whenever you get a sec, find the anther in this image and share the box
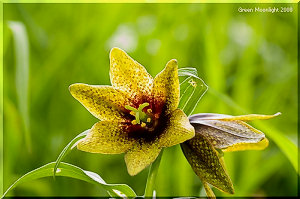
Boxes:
[130,111,135,116]
[147,109,152,113]
[147,118,151,123]
[131,120,137,125]
[141,122,146,127]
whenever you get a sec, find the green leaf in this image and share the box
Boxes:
[1,162,137,198]
[144,150,163,197]
[178,68,208,116]
[8,21,31,152]
[253,121,298,174]
[53,129,89,178]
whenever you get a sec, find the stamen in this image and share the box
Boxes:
[125,102,152,126]
[131,120,137,125]
[130,111,135,116]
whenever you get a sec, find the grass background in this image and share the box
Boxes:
[3,3,298,197]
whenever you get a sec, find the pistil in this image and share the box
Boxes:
[125,102,153,127]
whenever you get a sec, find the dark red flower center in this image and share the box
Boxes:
[124,101,168,142]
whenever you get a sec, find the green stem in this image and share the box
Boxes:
[144,149,163,197]
[203,182,216,199]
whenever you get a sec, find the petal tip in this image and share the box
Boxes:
[76,138,86,151]
[110,47,125,59]
[69,83,79,94]
[125,160,141,176]
[69,83,84,96]
[229,186,235,194]
[274,112,282,117]
[167,59,178,67]
[261,138,269,149]
[127,168,137,176]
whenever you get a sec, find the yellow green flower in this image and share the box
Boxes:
[69,47,280,196]
[69,47,195,176]
[182,112,280,195]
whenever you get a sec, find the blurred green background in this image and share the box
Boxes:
[3,3,298,197]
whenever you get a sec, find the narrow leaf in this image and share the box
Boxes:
[53,129,89,177]
[8,21,31,152]
[1,162,137,198]
[178,67,199,78]
[178,68,208,116]
[203,182,216,199]
[254,121,298,174]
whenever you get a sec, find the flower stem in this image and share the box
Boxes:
[144,149,163,197]
[203,182,216,199]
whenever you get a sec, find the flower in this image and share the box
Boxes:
[181,112,280,195]
[69,47,195,176]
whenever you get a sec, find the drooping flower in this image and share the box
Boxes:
[181,112,280,195]
[69,47,280,196]
[69,47,195,176]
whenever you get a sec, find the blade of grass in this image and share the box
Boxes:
[237,152,284,195]
[1,162,137,198]
[0,2,3,196]
[53,129,89,178]
[144,150,163,197]
[254,121,298,174]
[8,21,31,152]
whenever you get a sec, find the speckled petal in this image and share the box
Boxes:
[69,83,129,121]
[181,133,234,194]
[217,112,281,121]
[222,138,269,152]
[159,109,195,147]
[189,113,281,122]
[125,140,161,176]
[190,119,268,151]
[77,121,135,154]
[193,119,264,138]
[109,47,153,102]
[153,59,180,115]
